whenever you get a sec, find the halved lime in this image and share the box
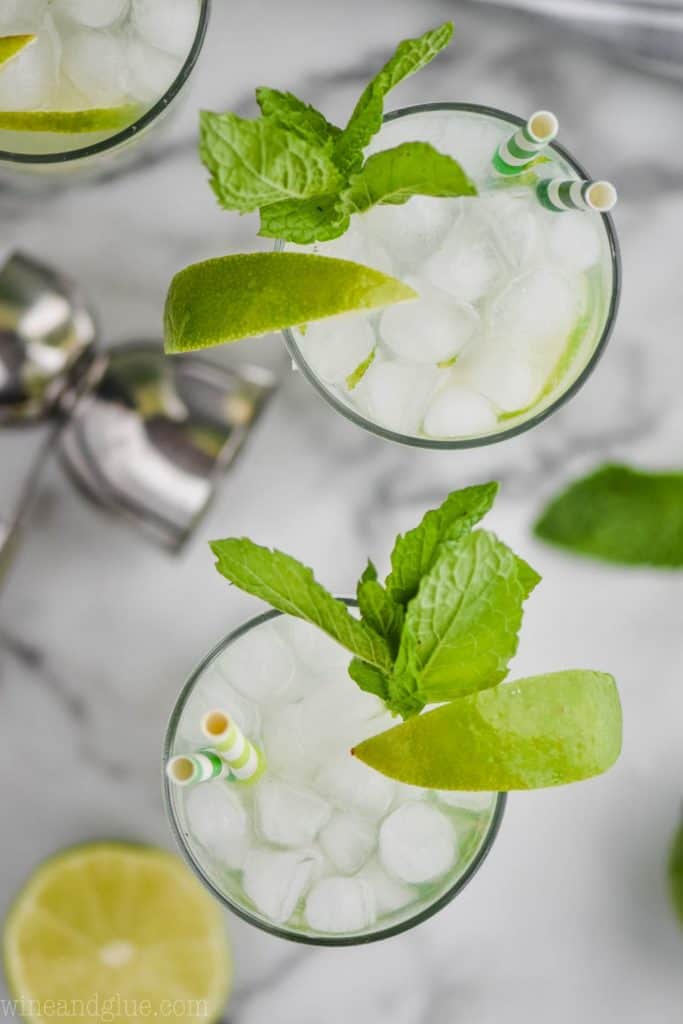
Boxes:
[0,104,141,134]
[353,670,622,790]
[4,843,231,1024]
[164,252,417,353]
[0,34,35,68]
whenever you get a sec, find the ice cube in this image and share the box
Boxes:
[351,360,438,435]
[62,28,129,106]
[317,221,393,276]
[360,195,459,270]
[53,0,129,28]
[489,268,580,349]
[218,623,295,704]
[436,790,495,811]
[548,211,602,272]
[298,682,389,754]
[422,384,498,438]
[126,37,181,103]
[315,754,395,820]
[131,0,198,56]
[453,338,542,413]
[0,1,48,31]
[358,857,417,915]
[276,617,350,675]
[255,779,330,847]
[424,212,505,303]
[0,20,59,110]
[318,811,376,874]
[305,877,376,933]
[379,280,479,364]
[295,316,375,385]
[484,192,541,270]
[177,670,261,750]
[379,802,456,884]
[438,116,505,182]
[184,782,248,870]
[243,848,318,924]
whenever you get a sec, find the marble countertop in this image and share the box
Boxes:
[2,1,683,1021]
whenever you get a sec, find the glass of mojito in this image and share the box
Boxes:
[283,103,620,447]
[0,0,209,176]
[164,606,506,945]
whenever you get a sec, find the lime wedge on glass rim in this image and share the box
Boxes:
[164,252,417,353]
[0,34,35,67]
[0,104,141,134]
[4,842,232,1024]
[353,670,622,790]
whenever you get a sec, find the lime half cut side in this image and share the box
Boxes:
[353,670,622,790]
[164,252,417,353]
[4,842,232,1024]
[0,104,141,134]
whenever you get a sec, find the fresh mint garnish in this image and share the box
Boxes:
[356,564,404,654]
[200,22,474,245]
[535,464,683,567]
[670,820,683,927]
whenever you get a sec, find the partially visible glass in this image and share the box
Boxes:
[283,102,621,449]
[164,605,506,946]
[0,0,210,179]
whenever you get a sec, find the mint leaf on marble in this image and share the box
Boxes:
[345,142,476,212]
[333,21,455,176]
[200,111,342,213]
[385,482,499,605]
[535,464,683,567]
[210,538,393,671]
[393,530,539,706]
[255,87,340,146]
[670,820,683,927]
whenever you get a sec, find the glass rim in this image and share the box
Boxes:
[163,600,508,947]
[282,100,622,451]
[0,0,211,166]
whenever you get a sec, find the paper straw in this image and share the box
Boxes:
[493,111,559,176]
[166,749,227,787]
[201,710,266,783]
[536,178,618,213]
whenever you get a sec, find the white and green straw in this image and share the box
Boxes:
[201,710,266,783]
[493,110,559,176]
[166,749,228,787]
[536,178,618,213]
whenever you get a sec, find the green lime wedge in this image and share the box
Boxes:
[0,34,35,68]
[0,104,141,134]
[353,670,622,790]
[4,842,232,1024]
[164,252,417,353]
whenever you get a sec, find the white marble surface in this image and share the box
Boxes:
[2,1,683,1021]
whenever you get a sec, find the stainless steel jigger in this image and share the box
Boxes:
[0,251,276,583]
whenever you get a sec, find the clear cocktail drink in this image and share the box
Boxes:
[0,0,208,173]
[164,608,504,944]
[285,103,620,447]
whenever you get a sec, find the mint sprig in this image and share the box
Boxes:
[535,464,683,567]
[200,22,475,244]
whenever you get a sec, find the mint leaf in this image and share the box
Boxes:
[348,657,390,701]
[396,529,538,703]
[210,538,393,671]
[385,482,499,605]
[255,87,340,146]
[534,464,683,567]
[670,820,683,927]
[345,142,476,212]
[359,560,378,584]
[259,193,349,243]
[352,670,622,790]
[334,22,454,175]
[200,111,343,214]
[356,578,404,653]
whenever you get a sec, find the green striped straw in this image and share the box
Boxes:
[201,710,266,784]
[166,749,228,787]
[493,111,559,176]
[536,178,618,213]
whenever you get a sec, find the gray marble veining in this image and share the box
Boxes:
[2,1,683,1022]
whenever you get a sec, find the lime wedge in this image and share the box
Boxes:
[0,104,141,134]
[164,252,417,353]
[353,670,622,790]
[0,34,35,68]
[4,843,232,1024]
